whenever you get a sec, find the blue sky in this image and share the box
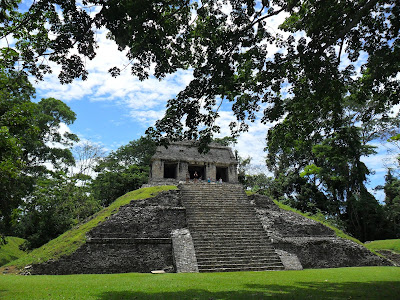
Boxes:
[23,1,398,202]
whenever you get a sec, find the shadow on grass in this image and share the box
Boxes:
[96,281,400,299]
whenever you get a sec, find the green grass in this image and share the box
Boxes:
[246,191,363,246]
[0,237,26,266]
[365,239,400,254]
[0,267,399,299]
[272,200,363,245]
[6,185,177,269]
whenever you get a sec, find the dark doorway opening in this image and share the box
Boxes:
[216,167,228,182]
[164,163,177,179]
[188,165,205,180]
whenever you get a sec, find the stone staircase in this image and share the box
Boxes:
[180,183,285,272]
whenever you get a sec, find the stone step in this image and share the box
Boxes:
[196,254,281,261]
[197,251,279,261]
[191,233,268,238]
[185,207,253,211]
[188,219,260,223]
[198,265,285,272]
[186,212,254,217]
[180,184,284,272]
[189,229,266,234]
[196,253,279,260]
[183,204,249,208]
[197,260,283,267]
[186,213,255,222]
[187,217,257,222]
[191,232,268,238]
[187,214,253,218]
[191,234,271,240]
[188,225,265,231]
[193,245,276,252]
[192,239,272,246]
[188,227,266,232]
[190,228,265,232]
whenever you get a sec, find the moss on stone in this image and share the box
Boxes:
[7,186,178,269]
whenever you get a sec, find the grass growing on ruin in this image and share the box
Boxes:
[365,239,400,253]
[246,191,363,245]
[0,266,399,299]
[272,200,363,245]
[0,237,26,266]
[6,186,177,269]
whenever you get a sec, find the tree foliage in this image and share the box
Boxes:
[92,136,156,206]
[1,0,96,83]
[382,169,400,237]
[2,0,399,242]
[0,70,78,235]
[2,1,398,142]
[14,171,101,249]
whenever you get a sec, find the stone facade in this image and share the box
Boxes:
[247,194,391,269]
[171,228,199,273]
[29,188,392,275]
[149,141,238,184]
[30,190,187,275]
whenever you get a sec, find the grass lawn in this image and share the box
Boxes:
[0,237,26,266]
[1,267,399,299]
[365,239,400,253]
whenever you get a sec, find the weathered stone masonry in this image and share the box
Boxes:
[29,141,392,274]
[149,141,239,185]
[30,188,391,275]
[247,194,391,269]
[31,190,187,275]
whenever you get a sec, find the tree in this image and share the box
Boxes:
[71,141,106,177]
[1,0,96,83]
[92,136,156,206]
[3,0,399,240]
[2,1,398,143]
[14,171,101,249]
[382,169,400,237]
[0,71,78,235]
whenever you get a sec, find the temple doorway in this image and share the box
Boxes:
[164,163,178,179]
[188,165,205,180]
[216,167,228,182]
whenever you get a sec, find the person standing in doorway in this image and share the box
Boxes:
[194,171,198,183]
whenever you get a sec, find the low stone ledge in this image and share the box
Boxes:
[171,228,199,273]
[273,236,392,268]
[276,249,303,270]
[87,237,172,244]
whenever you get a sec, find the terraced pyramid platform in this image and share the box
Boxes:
[180,183,284,272]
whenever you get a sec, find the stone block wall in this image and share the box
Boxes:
[31,190,187,275]
[228,165,238,183]
[206,163,216,181]
[31,242,173,275]
[171,228,198,273]
[151,160,163,180]
[247,194,392,269]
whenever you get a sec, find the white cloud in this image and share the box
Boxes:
[214,109,272,174]
[34,28,194,126]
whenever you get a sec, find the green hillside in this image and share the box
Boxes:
[365,239,400,254]
[0,237,27,266]
[6,185,177,270]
